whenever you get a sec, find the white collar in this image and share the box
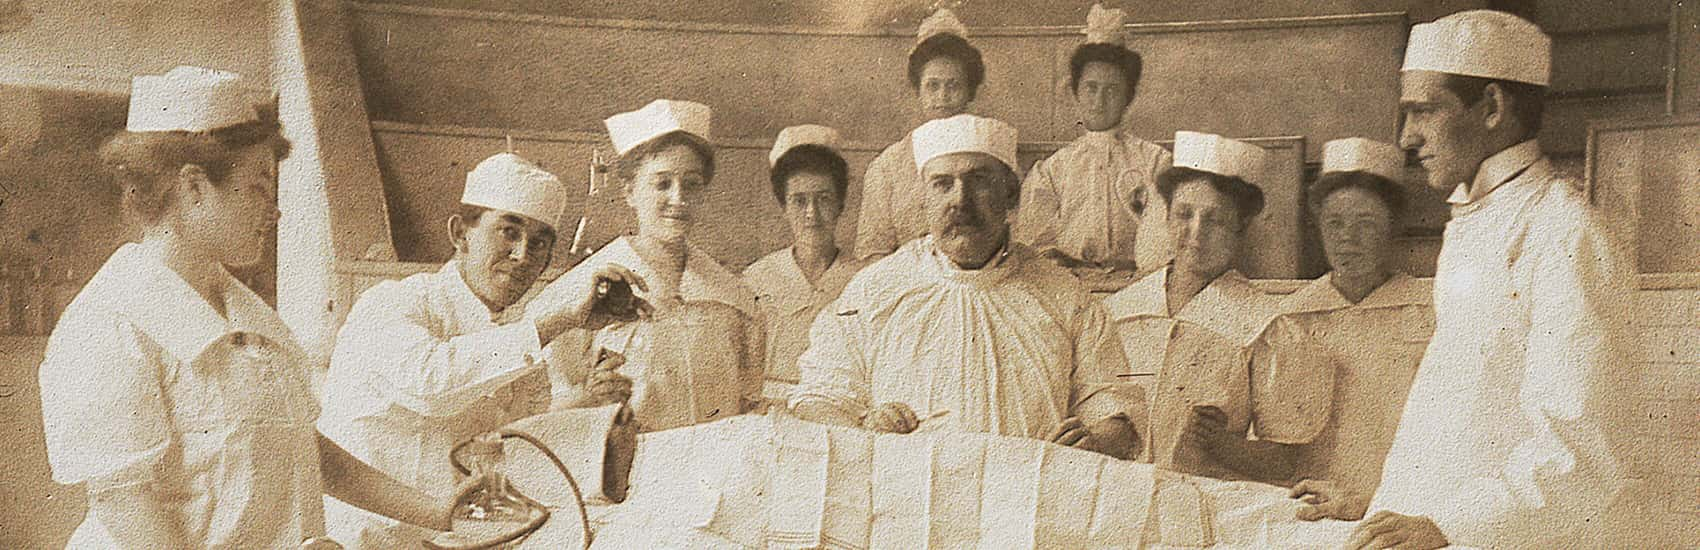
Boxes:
[1104,266,1277,345]
[1448,139,1542,205]
[1283,272,1427,315]
[110,243,299,363]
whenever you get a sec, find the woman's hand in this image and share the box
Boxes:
[1289,478,1369,521]
[1180,405,1232,454]
[1048,415,1138,460]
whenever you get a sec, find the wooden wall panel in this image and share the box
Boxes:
[1587,114,1700,274]
[350,5,1404,161]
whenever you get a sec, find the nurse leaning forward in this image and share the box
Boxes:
[36,67,470,548]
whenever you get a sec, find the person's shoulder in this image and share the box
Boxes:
[742,248,790,284]
[871,134,912,164]
[1009,244,1091,299]
[833,242,927,312]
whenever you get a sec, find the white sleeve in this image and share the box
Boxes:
[788,301,871,417]
[1012,157,1062,250]
[38,311,170,488]
[330,282,543,418]
[1069,301,1145,426]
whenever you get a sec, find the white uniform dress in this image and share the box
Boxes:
[319,260,551,548]
[852,132,928,259]
[1104,267,1332,482]
[1014,128,1172,270]
[1369,141,1637,547]
[789,236,1142,439]
[547,236,763,433]
[39,243,325,548]
[1280,272,1432,499]
[741,247,864,402]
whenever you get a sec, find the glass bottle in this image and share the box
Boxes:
[450,432,533,547]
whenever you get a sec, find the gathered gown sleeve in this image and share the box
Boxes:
[1068,301,1148,429]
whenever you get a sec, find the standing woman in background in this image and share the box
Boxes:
[852,8,986,260]
[37,67,457,548]
[1015,5,1172,279]
[548,99,763,432]
[742,125,866,402]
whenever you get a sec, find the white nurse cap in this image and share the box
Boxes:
[604,99,713,156]
[462,152,570,231]
[1322,138,1406,181]
[1172,131,1268,182]
[917,8,969,44]
[911,114,1019,175]
[126,66,259,132]
[1403,10,1551,86]
[769,124,842,166]
[1083,4,1128,46]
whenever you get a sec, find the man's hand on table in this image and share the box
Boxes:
[861,402,920,434]
[1048,414,1137,460]
[1289,479,1369,521]
[1345,511,1447,550]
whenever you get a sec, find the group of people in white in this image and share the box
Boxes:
[36,6,1641,549]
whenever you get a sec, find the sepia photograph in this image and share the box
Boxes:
[0,0,1695,548]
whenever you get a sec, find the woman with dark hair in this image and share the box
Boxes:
[1284,138,1432,523]
[742,125,866,401]
[852,9,987,260]
[36,66,457,548]
[1015,5,1172,278]
[548,99,762,432]
[1103,132,1331,485]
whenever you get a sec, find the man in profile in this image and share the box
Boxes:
[1292,11,1639,549]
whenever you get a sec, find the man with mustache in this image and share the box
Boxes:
[1292,11,1640,549]
[319,152,649,548]
[791,114,1143,459]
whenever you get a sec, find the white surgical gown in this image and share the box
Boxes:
[1013,128,1172,269]
[788,236,1142,440]
[1369,142,1638,547]
[39,243,326,548]
[1280,272,1431,499]
[741,246,864,401]
[319,260,551,547]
